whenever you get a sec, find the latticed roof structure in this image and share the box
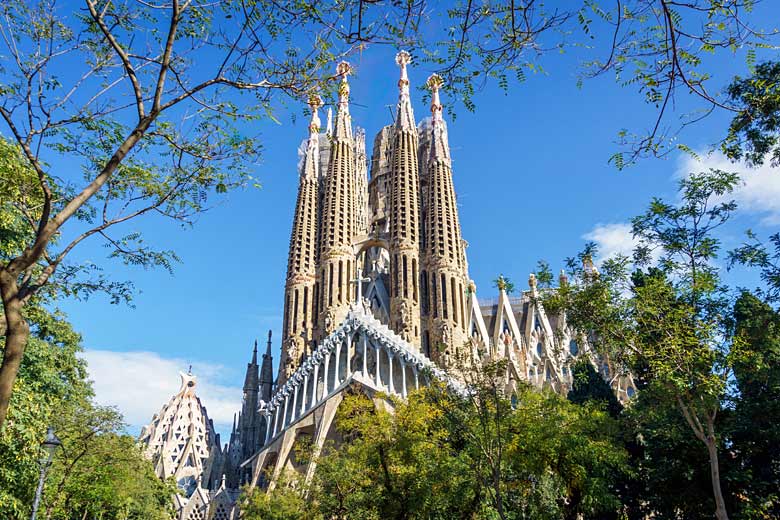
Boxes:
[139,371,222,497]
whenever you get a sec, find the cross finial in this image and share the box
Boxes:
[351,268,372,306]
[187,364,192,375]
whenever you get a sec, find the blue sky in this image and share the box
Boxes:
[33,4,779,436]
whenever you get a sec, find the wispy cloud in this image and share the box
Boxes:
[583,222,638,265]
[677,151,780,225]
[81,350,242,436]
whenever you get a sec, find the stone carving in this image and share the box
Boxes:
[439,322,451,347]
[324,310,335,334]
[398,301,412,341]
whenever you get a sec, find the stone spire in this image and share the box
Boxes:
[243,340,259,391]
[280,95,322,385]
[427,73,450,163]
[388,50,422,347]
[422,74,469,367]
[317,62,358,340]
[239,339,260,471]
[395,50,416,131]
[333,61,353,140]
[260,330,274,403]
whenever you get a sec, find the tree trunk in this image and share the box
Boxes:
[0,271,29,429]
[706,434,729,520]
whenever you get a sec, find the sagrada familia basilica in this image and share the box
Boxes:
[139,52,636,519]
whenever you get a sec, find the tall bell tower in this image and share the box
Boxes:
[387,50,422,347]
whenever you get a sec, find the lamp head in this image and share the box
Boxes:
[41,426,62,462]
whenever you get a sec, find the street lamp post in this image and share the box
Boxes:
[30,427,62,520]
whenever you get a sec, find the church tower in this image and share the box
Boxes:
[240,340,260,463]
[317,62,358,339]
[422,74,469,366]
[280,96,323,383]
[388,51,422,346]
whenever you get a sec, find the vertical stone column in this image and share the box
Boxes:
[317,62,358,341]
[388,51,422,348]
[280,96,323,385]
[421,74,469,370]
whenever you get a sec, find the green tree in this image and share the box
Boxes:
[42,404,176,520]
[0,303,90,518]
[727,291,780,517]
[254,374,628,520]
[723,61,780,167]
[567,359,622,418]
[547,169,740,519]
[729,231,780,304]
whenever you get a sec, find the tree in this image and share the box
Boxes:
[727,291,780,517]
[723,61,780,167]
[0,0,379,429]
[546,169,741,519]
[729,231,780,304]
[0,302,90,519]
[42,404,176,520]
[567,359,622,418]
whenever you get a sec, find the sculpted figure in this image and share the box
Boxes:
[324,310,335,334]
[397,301,412,341]
[284,336,303,376]
[439,322,451,347]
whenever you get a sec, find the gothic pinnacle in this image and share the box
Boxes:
[266,330,272,358]
[426,73,450,162]
[396,50,411,97]
[252,339,258,365]
[394,50,416,131]
[334,61,352,140]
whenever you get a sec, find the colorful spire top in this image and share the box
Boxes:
[426,73,449,161]
[427,73,444,123]
[396,50,411,97]
[308,94,323,135]
[394,51,416,131]
[333,61,353,140]
[336,61,351,112]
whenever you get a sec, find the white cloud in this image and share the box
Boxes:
[583,222,638,264]
[81,350,242,435]
[677,151,780,225]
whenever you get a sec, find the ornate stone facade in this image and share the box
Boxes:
[150,53,636,516]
